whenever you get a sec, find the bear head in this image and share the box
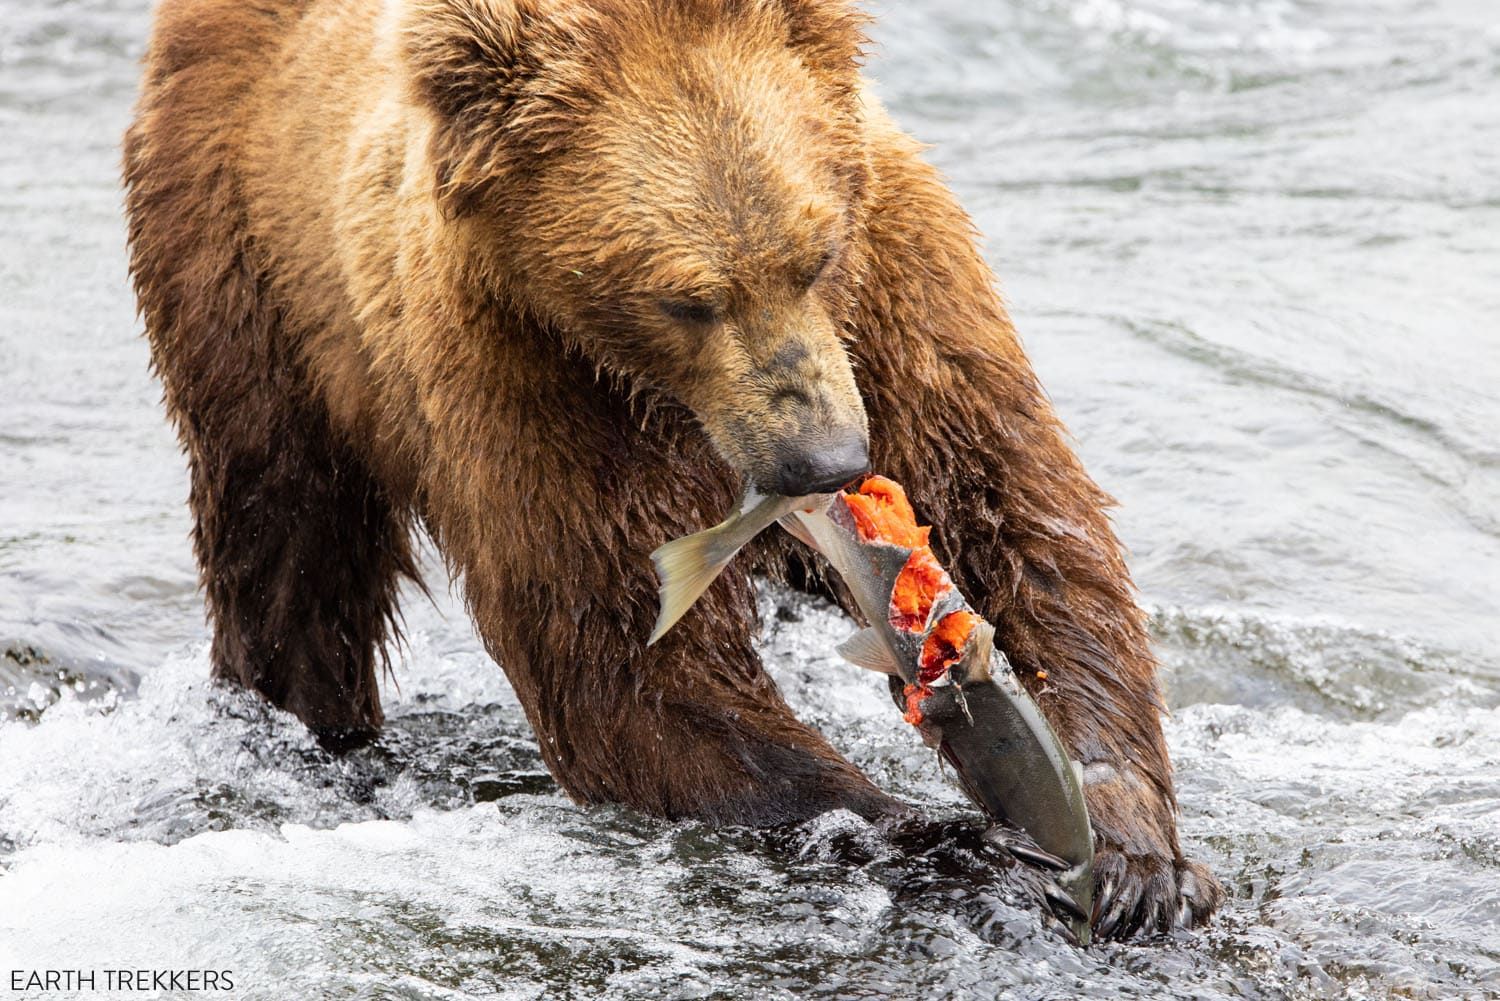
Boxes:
[408,0,875,495]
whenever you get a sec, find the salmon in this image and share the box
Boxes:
[649,477,1095,943]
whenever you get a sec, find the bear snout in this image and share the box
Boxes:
[770,427,871,496]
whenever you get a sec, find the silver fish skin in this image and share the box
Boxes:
[914,648,1095,944]
[648,489,1094,944]
[785,499,1094,943]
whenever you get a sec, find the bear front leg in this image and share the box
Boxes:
[843,98,1224,937]
[414,329,902,828]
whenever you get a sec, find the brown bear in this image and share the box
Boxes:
[122,0,1222,939]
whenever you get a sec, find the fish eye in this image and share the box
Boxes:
[659,299,719,325]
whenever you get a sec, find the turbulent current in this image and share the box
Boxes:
[2,1,1498,998]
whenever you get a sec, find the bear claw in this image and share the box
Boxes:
[1043,880,1090,925]
[1089,847,1223,941]
[981,824,1071,872]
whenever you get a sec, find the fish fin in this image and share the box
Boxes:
[835,627,902,675]
[648,530,735,645]
[961,620,997,683]
[648,492,804,645]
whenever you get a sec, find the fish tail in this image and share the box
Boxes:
[647,529,734,645]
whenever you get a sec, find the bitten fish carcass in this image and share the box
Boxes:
[649,476,1096,943]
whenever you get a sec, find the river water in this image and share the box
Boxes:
[2,1,1497,998]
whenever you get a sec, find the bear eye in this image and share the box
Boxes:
[800,248,838,291]
[659,299,719,326]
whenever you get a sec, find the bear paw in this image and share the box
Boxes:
[1090,846,1224,941]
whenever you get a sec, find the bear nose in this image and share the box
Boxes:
[773,430,871,497]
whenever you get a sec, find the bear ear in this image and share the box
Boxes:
[772,0,872,207]
[406,0,537,122]
[406,0,542,216]
[408,0,604,217]
[776,0,870,89]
